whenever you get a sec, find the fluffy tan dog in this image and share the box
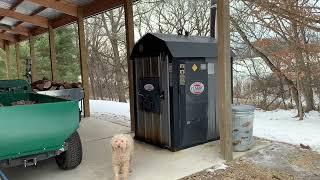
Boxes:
[111,134,134,180]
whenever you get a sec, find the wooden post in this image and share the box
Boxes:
[77,8,90,117]
[4,41,10,79]
[49,25,58,81]
[124,0,136,132]
[29,36,37,82]
[15,42,21,79]
[217,0,233,161]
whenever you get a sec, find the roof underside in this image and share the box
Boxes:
[0,0,125,47]
[131,33,219,58]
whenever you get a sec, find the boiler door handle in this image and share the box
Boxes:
[160,91,165,100]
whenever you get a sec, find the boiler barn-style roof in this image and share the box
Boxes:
[131,33,235,58]
[0,0,125,48]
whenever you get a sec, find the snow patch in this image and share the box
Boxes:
[89,100,320,153]
[89,100,130,118]
[254,109,320,152]
[206,162,228,173]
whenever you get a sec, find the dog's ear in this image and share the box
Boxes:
[111,137,116,151]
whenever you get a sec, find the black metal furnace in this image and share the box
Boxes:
[131,33,230,151]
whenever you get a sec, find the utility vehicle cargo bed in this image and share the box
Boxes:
[0,92,79,161]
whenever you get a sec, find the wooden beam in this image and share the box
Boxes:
[0,25,30,36]
[10,0,24,11]
[26,0,123,38]
[29,36,37,82]
[4,41,10,79]
[0,40,4,49]
[0,33,16,42]
[217,0,233,161]
[30,15,77,37]
[26,0,78,17]
[0,8,49,28]
[50,15,77,29]
[83,0,123,17]
[49,25,57,81]
[0,0,24,21]
[30,7,47,16]
[3,7,46,37]
[124,0,136,132]
[13,25,30,36]
[18,0,128,42]
[15,42,21,79]
[77,8,90,117]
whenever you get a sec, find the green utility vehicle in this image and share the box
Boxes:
[0,80,82,170]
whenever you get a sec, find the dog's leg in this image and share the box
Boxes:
[113,165,120,180]
[129,156,133,173]
[122,161,130,180]
[129,158,132,173]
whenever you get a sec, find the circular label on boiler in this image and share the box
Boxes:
[144,84,155,91]
[190,82,205,95]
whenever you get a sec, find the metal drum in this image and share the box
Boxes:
[232,105,255,152]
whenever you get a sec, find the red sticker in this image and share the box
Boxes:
[190,82,205,95]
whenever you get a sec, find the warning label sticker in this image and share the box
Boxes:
[190,82,205,95]
[192,64,198,72]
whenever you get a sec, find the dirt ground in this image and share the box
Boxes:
[181,142,320,180]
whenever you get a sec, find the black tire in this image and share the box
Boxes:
[79,109,82,122]
[55,131,82,170]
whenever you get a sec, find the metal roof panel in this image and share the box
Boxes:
[0,0,16,9]
[0,17,19,26]
[15,1,41,15]
[37,8,64,20]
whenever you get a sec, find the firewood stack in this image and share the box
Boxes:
[31,80,82,92]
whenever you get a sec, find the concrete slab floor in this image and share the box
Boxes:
[2,114,270,180]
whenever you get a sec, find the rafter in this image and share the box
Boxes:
[11,6,47,33]
[0,0,24,22]
[26,0,78,17]
[0,8,48,28]
[10,0,24,11]
[16,0,130,42]
[0,25,30,36]
[0,33,16,42]
[83,0,123,17]
[0,40,4,49]
[30,7,47,16]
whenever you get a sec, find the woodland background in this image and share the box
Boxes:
[0,0,319,119]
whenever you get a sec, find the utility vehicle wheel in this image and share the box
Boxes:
[55,131,82,170]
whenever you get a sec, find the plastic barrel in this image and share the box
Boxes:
[232,105,255,152]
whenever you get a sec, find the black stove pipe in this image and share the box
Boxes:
[210,0,217,38]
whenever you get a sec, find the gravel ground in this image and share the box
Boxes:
[181,142,320,180]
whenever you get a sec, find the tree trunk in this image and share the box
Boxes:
[110,38,127,102]
[231,18,302,116]
[291,24,314,113]
[101,12,127,103]
[279,77,287,109]
[89,69,97,100]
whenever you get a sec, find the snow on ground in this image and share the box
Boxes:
[254,109,320,152]
[89,100,130,118]
[89,100,320,152]
[206,162,229,173]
